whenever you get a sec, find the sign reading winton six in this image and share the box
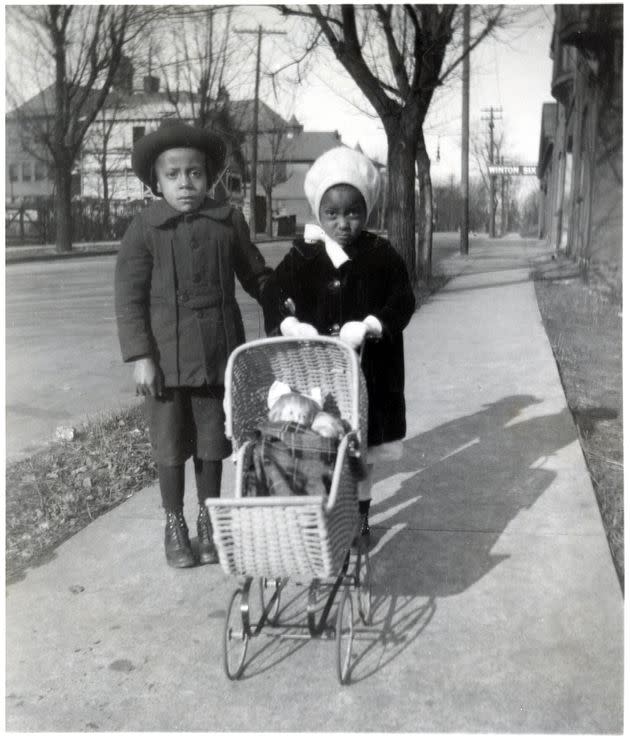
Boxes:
[488,165,537,176]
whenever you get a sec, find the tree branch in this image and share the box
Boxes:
[375,4,410,97]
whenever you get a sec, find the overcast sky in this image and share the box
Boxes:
[6,3,556,195]
[281,5,556,187]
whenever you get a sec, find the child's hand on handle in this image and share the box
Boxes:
[134,357,164,397]
[339,321,367,349]
[339,316,383,349]
[280,316,319,339]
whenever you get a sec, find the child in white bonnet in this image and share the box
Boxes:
[262,146,416,540]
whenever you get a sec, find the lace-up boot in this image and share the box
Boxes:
[197,506,219,565]
[164,510,195,568]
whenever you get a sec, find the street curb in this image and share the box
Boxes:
[5,236,290,265]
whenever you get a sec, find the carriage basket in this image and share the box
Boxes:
[206,337,368,580]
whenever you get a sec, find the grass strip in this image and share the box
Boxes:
[6,403,157,583]
[534,263,623,590]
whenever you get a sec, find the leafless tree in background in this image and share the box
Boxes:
[6,5,158,253]
[274,4,508,286]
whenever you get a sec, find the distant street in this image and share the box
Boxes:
[6,234,461,461]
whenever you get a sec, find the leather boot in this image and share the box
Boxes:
[197,506,219,565]
[164,510,195,568]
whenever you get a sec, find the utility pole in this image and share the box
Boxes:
[481,106,502,237]
[460,3,470,255]
[235,25,285,239]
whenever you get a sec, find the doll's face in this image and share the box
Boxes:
[318,184,367,246]
[155,147,208,212]
[269,393,319,426]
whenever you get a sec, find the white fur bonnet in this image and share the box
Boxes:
[304,146,381,223]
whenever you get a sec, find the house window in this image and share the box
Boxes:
[34,161,47,181]
[9,163,18,182]
[22,162,32,182]
[132,126,146,144]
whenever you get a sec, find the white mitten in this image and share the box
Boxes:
[363,315,383,338]
[280,316,318,339]
[339,321,367,349]
[280,317,300,336]
[295,322,319,339]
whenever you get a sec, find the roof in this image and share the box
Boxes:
[7,84,292,134]
[248,130,343,164]
[7,85,103,119]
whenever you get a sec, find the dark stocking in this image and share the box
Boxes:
[158,464,185,511]
[193,457,222,505]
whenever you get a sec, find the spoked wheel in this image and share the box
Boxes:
[355,538,372,625]
[223,588,249,680]
[335,585,354,685]
[259,577,282,626]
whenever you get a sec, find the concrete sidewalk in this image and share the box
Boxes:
[6,239,623,732]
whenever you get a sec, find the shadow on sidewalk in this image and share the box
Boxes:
[219,395,579,686]
[346,394,578,683]
[370,394,577,597]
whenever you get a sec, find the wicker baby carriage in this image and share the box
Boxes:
[206,336,372,684]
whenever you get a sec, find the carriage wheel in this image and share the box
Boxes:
[223,588,249,680]
[355,538,372,625]
[335,585,354,684]
[260,577,282,626]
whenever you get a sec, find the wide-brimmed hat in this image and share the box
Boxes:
[132,119,227,194]
[304,146,381,222]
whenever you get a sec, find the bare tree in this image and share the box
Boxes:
[6,5,157,252]
[258,126,293,236]
[275,4,506,285]
[156,6,239,129]
[81,93,130,235]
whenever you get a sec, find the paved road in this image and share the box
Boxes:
[6,234,461,461]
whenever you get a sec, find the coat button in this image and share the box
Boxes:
[178,290,189,303]
[329,278,341,291]
[330,323,340,334]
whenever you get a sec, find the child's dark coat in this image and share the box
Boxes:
[115,197,271,386]
[263,231,415,446]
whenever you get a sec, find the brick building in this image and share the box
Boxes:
[537,5,622,295]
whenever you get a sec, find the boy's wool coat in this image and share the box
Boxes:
[263,231,416,446]
[115,198,270,387]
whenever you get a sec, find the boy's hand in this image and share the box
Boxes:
[134,358,164,398]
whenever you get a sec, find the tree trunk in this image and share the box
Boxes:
[54,164,73,253]
[266,187,273,238]
[416,143,433,283]
[101,157,111,237]
[385,128,417,283]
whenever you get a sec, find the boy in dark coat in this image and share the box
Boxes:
[262,146,416,540]
[115,120,272,568]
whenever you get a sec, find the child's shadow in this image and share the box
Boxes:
[370,394,577,596]
[349,394,579,682]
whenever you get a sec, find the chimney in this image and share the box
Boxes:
[143,75,160,94]
[112,56,134,94]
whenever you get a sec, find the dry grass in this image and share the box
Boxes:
[534,262,623,589]
[6,404,157,583]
